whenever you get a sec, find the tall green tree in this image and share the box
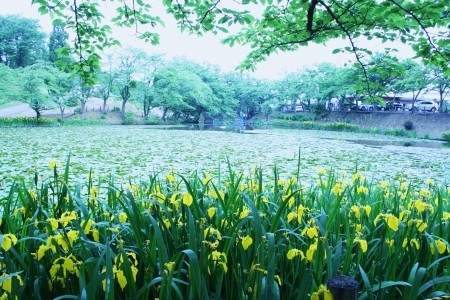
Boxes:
[43,64,78,119]
[394,59,431,113]
[0,64,18,104]
[133,53,163,118]
[152,66,217,122]
[428,66,450,113]
[225,73,272,119]
[15,63,52,119]
[113,49,145,118]
[0,15,47,68]
[48,24,69,63]
[73,78,92,114]
[175,59,238,119]
[97,54,117,113]
[360,52,404,102]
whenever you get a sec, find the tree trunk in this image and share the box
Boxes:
[410,91,417,114]
[121,100,127,118]
[439,90,444,113]
[143,97,150,117]
[103,98,107,112]
[162,108,168,122]
[80,100,86,115]
[60,107,65,119]
[35,109,41,120]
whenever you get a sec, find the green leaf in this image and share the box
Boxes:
[38,6,47,14]
[332,48,341,54]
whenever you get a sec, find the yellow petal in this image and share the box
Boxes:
[241,236,253,251]
[1,276,12,293]
[207,207,216,218]
[387,215,399,231]
[311,292,319,300]
[297,205,306,222]
[436,239,447,254]
[358,239,368,253]
[116,270,127,290]
[416,220,427,232]
[49,161,57,169]
[63,257,75,272]
[287,249,297,260]
[1,236,12,252]
[306,244,317,262]
[363,205,371,217]
[324,290,334,300]
[119,212,127,223]
[182,193,193,206]
[306,227,319,239]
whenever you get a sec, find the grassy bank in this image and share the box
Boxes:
[264,119,423,138]
[0,117,109,127]
[0,160,448,299]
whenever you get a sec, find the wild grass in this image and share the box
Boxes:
[0,117,58,127]
[267,119,360,132]
[442,132,450,141]
[0,158,448,299]
[267,119,425,139]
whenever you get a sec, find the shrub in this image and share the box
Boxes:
[74,107,82,114]
[124,112,135,125]
[112,106,121,112]
[101,113,107,119]
[62,119,106,126]
[144,116,163,125]
[404,121,414,130]
[0,117,57,127]
[384,129,408,137]
[442,132,450,141]
[328,122,359,132]
[310,102,327,115]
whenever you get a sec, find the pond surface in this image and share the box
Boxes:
[0,126,449,188]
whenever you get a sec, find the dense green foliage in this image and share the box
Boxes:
[31,0,450,82]
[48,24,69,63]
[1,9,449,121]
[0,15,47,68]
[0,116,57,127]
[442,132,450,141]
[0,161,448,299]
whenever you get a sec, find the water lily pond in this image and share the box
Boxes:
[1,125,449,188]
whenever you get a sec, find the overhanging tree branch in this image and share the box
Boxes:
[318,0,372,98]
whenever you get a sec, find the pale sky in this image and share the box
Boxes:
[1,0,416,79]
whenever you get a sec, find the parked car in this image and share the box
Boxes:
[411,101,436,112]
[385,102,403,111]
[358,104,374,111]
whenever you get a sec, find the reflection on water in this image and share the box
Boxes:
[148,125,449,148]
[152,124,257,133]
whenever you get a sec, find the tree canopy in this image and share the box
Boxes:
[0,15,47,68]
[31,0,450,89]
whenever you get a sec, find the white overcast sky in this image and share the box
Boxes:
[1,0,416,79]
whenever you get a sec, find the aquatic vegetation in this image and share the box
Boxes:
[0,160,448,299]
[1,126,449,192]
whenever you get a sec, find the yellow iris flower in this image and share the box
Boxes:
[182,193,193,206]
[1,234,18,252]
[241,235,253,250]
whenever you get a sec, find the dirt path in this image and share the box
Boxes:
[0,104,37,117]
